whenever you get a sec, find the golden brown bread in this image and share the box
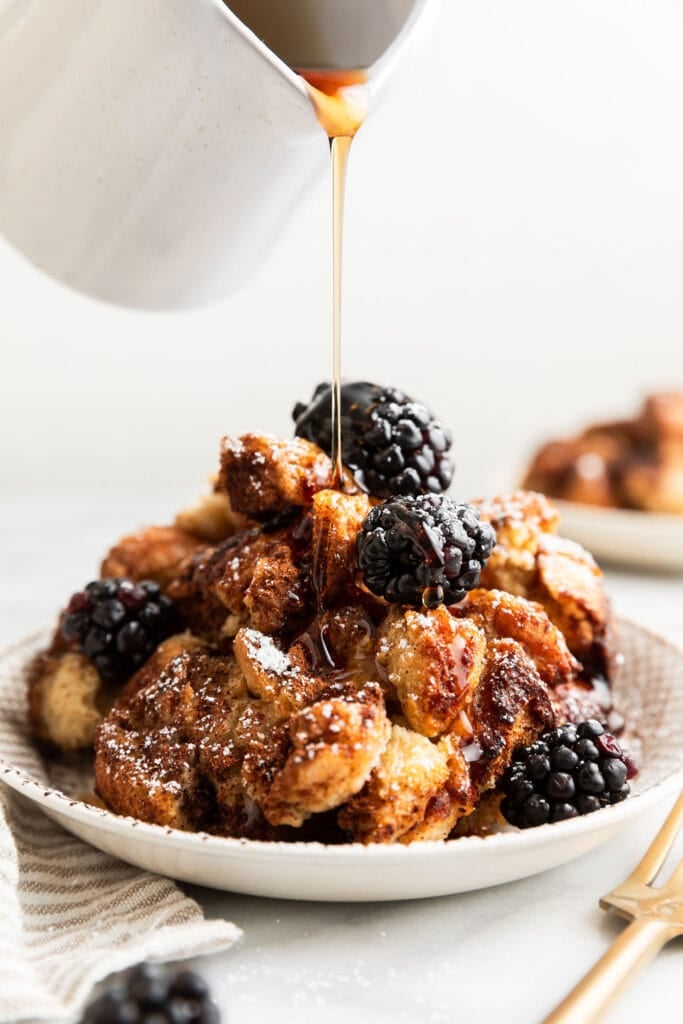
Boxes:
[621,448,683,515]
[233,626,323,715]
[28,648,107,752]
[251,685,390,828]
[101,525,202,587]
[95,638,253,833]
[172,526,310,638]
[175,491,246,543]
[474,492,616,678]
[339,620,560,843]
[217,433,337,519]
[376,606,487,737]
[310,489,372,603]
[475,490,559,595]
[534,533,614,674]
[465,637,556,790]
[95,629,390,835]
[338,724,450,843]
[456,588,579,690]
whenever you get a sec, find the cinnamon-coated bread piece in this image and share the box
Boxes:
[376,606,487,737]
[95,640,252,833]
[523,437,622,508]
[534,534,614,675]
[95,627,391,834]
[474,492,617,679]
[474,491,559,595]
[250,685,390,829]
[167,526,311,642]
[456,589,579,690]
[101,524,202,587]
[338,724,450,844]
[309,489,371,603]
[465,638,556,791]
[217,433,337,519]
[233,627,324,716]
[621,449,683,515]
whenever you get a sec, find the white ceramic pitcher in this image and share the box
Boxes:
[0,0,435,310]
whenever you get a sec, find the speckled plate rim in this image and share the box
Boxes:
[1,620,682,868]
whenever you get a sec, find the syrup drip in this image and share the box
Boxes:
[298,623,337,671]
[299,69,369,491]
[297,68,370,641]
[296,611,378,685]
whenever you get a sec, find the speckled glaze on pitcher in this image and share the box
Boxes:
[0,0,436,310]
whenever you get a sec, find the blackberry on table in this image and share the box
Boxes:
[81,963,220,1024]
[293,381,454,498]
[356,494,496,609]
[61,578,177,683]
[500,720,638,829]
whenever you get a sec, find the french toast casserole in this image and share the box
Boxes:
[524,391,683,514]
[27,383,636,842]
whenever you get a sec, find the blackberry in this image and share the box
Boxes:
[500,720,638,829]
[81,963,220,1024]
[356,494,496,609]
[61,578,177,683]
[293,381,454,498]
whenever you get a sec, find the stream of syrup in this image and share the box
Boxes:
[298,69,369,490]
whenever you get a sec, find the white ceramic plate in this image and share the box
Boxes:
[553,500,683,572]
[1,623,682,903]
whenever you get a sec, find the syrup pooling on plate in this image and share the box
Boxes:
[299,69,369,491]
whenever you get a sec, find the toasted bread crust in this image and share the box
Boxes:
[339,724,450,843]
[474,491,617,678]
[466,638,556,790]
[456,588,580,690]
[28,648,105,751]
[101,525,202,587]
[376,607,487,737]
[217,433,334,518]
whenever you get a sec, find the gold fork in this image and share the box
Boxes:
[544,791,683,1024]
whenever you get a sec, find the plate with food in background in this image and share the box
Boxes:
[522,392,683,571]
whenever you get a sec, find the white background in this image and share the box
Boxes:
[2,0,683,507]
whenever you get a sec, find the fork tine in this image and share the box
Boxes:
[626,791,683,887]
[665,857,683,891]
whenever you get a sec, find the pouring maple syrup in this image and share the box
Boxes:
[298,69,369,491]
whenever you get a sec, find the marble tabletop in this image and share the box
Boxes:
[2,490,682,1024]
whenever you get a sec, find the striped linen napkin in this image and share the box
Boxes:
[0,785,241,1023]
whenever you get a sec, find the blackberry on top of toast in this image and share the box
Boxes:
[293,381,454,498]
[357,493,496,609]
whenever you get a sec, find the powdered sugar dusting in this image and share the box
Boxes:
[241,628,299,679]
